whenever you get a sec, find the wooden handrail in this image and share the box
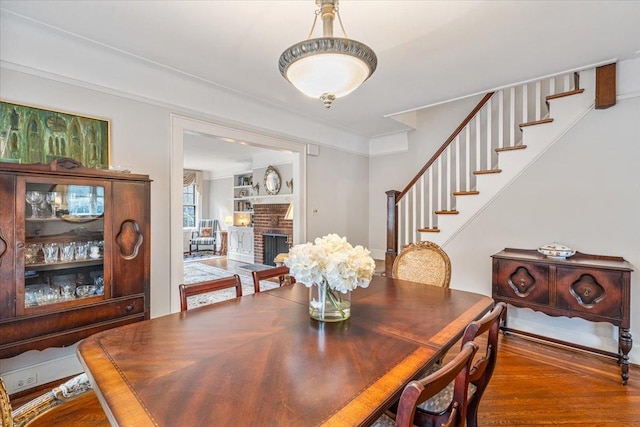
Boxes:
[397,92,494,202]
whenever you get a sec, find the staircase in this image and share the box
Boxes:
[385,68,597,274]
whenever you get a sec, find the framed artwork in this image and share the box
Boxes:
[0,100,110,167]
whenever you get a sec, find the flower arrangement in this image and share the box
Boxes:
[285,233,376,321]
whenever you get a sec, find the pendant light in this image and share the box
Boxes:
[278,0,377,109]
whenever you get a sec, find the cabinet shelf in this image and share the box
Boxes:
[26,258,104,272]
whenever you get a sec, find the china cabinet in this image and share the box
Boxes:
[0,159,150,359]
[491,248,633,384]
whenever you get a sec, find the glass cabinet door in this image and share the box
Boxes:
[23,180,106,311]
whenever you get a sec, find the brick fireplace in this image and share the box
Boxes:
[252,203,292,265]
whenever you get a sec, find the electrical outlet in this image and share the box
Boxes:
[14,371,37,390]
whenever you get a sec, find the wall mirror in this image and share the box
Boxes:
[264,166,281,195]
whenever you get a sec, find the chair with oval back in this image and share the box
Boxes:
[392,241,451,288]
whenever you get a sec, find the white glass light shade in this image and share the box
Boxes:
[285,53,371,99]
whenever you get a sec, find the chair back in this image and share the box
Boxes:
[179,275,243,311]
[395,341,478,427]
[461,302,507,427]
[252,266,295,293]
[196,219,218,238]
[392,241,451,288]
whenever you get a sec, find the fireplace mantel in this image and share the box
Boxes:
[246,195,292,204]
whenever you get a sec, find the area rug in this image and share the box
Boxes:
[183,262,280,308]
[183,251,221,263]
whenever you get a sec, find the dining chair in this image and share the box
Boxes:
[179,275,243,311]
[251,265,295,293]
[372,341,479,427]
[1,373,102,427]
[410,302,506,426]
[392,241,451,288]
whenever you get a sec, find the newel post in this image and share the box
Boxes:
[385,190,400,277]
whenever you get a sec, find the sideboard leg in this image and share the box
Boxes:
[619,327,632,385]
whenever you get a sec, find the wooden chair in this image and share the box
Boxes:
[392,241,451,288]
[461,302,507,427]
[179,275,243,311]
[372,341,479,427]
[411,302,506,426]
[251,266,295,293]
[1,373,102,427]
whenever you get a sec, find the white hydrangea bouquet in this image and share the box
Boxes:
[285,234,376,321]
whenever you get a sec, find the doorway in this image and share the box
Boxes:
[170,115,307,313]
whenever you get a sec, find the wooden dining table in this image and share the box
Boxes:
[77,276,493,426]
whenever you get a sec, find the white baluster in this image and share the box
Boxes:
[498,90,504,149]
[465,125,470,190]
[522,84,528,124]
[455,134,461,193]
[438,154,443,212]
[397,200,403,249]
[474,117,480,172]
[446,145,452,211]
[535,81,541,121]
[419,174,425,231]
[486,98,492,170]
[509,87,515,147]
[549,77,556,97]
[403,194,410,245]
[564,74,571,92]
[411,186,417,242]
[428,166,433,229]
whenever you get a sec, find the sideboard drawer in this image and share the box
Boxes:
[494,259,550,305]
[556,267,624,321]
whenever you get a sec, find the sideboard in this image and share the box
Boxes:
[491,248,633,384]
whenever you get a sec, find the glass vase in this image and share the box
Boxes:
[309,280,351,322]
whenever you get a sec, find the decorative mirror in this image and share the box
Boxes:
[264,166,281,195]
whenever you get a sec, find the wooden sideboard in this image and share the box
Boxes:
[491,248,633,384]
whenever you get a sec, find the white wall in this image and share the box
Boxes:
[305,146,370,247]
[210,176,234,229]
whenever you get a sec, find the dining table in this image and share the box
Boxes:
[77,276,494,426]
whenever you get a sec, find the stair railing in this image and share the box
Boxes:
[385,72,580,275]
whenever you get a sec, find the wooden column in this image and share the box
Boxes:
[385,190,400,277]
[595,63,616,109]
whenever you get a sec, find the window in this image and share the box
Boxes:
[183,184,196,228]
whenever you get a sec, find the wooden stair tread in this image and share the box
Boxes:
[473,169,502,175]
[496,145,527,153]
[546,88,584,101]
[434,210,459,215]
[519,118,553,128]
[453,191,479,196]
[417,227,440,233]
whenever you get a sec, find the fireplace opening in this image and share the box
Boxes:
[263,233,289,266]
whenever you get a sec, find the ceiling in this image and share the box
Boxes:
[1,1,639,140]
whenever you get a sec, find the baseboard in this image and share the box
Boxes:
[2,354,83,395]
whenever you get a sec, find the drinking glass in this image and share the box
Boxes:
[25,243,42,264]
[45,192,58,218]
[74,242,89,260]
[25,191,43,218]
[43,243,59,263]
[60,242,75,262]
